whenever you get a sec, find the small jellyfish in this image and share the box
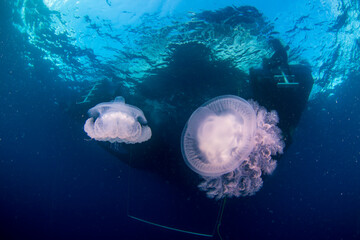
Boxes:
[84,96,151,144]
[181,95,257,177]
[181,95,284,199]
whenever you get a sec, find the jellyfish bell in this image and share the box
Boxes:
[181,95,257,177]
[84,96,151,144]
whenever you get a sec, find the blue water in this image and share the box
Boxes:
[1,0,360,239]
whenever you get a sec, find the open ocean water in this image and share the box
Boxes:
[0,0,360,239]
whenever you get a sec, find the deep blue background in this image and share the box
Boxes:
[1,1,360,239]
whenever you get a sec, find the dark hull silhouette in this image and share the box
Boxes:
[99,42,314,191]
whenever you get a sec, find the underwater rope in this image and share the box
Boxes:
[126,146,214,237]
[216,196,227,240]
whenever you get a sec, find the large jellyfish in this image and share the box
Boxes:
[84,96,151,144]
[181,95,284,199]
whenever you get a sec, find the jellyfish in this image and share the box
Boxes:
[84,96,152,144]
[181,95,284,199]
